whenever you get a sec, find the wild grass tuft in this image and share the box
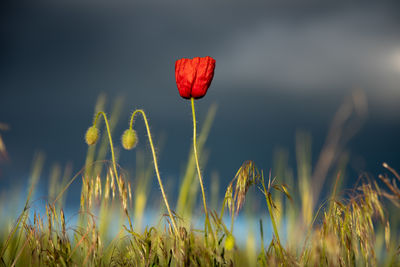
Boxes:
[0,95,399,266]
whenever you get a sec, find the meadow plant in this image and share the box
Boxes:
[85,111,134,231]
[175,56,216,240]
[1,59,400,266]
[123,109,178,236]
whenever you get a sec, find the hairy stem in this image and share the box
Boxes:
[93,111,133,231]
[191,98,214,242]
[129,109,179,236]
[94,112,118,180]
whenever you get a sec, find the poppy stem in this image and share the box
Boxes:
[190,98,213,237]
[93,111,134,231]
[129,109,179,236]
[93,112,118,179]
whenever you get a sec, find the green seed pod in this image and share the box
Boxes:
[122,129,138,150]
[85,126,99,145]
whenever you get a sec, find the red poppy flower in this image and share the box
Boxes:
[175,56,216,99]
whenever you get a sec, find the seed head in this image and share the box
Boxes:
[121,129,138,150]
[85,126,99,145]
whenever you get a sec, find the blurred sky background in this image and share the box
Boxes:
[1,0,400,208]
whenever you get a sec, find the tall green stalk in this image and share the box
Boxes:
[191,98,214,243]
[92,111,133,231]
[129,109,178,236]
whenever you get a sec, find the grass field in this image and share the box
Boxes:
[0,95,399,266]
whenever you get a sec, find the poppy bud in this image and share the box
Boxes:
[85,126,99,145]
[121,129,138,150]
[175,56,216,99]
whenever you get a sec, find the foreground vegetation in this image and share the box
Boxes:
[0,95,399,266]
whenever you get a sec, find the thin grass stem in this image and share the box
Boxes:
[261,174,284,258]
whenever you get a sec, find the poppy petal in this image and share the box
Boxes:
[175,56,215,99]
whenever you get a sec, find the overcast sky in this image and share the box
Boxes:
[1,0,400,205]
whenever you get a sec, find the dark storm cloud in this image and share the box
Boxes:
[1,0,400,198]
[2,1,400,100]
[219,9,400,88]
